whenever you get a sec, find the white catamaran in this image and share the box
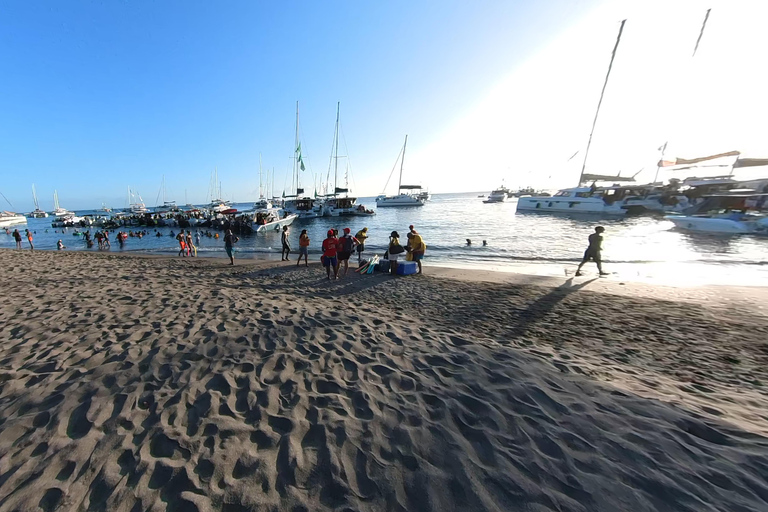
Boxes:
[29,184,48,218]
[376,135,426,208]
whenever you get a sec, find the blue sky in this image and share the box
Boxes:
[0,0,598,210]
[2,1,766,212]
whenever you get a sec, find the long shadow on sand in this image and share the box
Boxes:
[508,277,597,338]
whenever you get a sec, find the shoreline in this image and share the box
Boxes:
[1,249,768,510]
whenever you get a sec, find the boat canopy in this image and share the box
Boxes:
[399,185,423,190]
[581,174,635,183]
[659,150,740,168]
[733,158,768,168]
[334,187,349,194]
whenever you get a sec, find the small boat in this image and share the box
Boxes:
[0,211,27,228]
[376,135,426,208]
[517,186,628,215]
[29,184,48,218]
[484,188,507,203]
[477,194,485,198]
[251,212,298,233]
[51,190,74,217]
[665,192,768,234]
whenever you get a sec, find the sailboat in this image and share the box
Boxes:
[283,101,324,218]
[254,154,274,210]
[28,184,48,217]
[322,103,374,217]
[376,135,426,207]
[51,190,74,217]
[127,187,149,214]
[207,168,232,213]
[156,175,178,210]
[517,20,631,215]
[0,191,27,227]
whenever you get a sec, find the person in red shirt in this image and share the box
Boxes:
[321,229,339,280]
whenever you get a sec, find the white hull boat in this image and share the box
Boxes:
[0,212,27,228]
[376,193,425,207]
[484,189,507,203]
[29,185,48,217]
[253,213,298,233]
[517,187,626,215]
[666,214,768,234]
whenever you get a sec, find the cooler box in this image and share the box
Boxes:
[376,259,390,272]
[396,261,418,275]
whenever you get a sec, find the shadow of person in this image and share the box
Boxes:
[508,277,598,338]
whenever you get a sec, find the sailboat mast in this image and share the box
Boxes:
[294,101,300,195]
[333,102,340,196]
[398,135,408,191]
[32,184,39,210]
[259,153,263,199]
[578,19,626,187]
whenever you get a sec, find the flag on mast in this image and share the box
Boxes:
[296,143,306,172]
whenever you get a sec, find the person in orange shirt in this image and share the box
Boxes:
[297,229,310,267]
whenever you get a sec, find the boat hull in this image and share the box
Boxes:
[0,215,27,228]
[516,196,626,215]
[375,195,425,207]
[254,214,298,233]
[665,215,767,234]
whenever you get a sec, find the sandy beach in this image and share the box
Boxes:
[1,249,768,511]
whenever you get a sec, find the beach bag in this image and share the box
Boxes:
[341,236,354,253]
[405,251,413,261]
[389,243,405,255]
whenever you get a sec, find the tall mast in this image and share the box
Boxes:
[32,184,39,210]
[259,153,263,199]
[578,19,626,186]
[333,102,340,196]
[399,135,408,191]
[655,9,711,183]
[294,101,299,195]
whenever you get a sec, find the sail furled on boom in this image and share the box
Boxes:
[658,150,740,168]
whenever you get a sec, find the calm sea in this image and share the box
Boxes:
[4,193,768,286]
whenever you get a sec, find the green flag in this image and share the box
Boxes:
[296,142,305,172]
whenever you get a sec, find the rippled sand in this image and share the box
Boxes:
[1,249,767,511]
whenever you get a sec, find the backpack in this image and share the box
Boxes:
[341,235,354,253]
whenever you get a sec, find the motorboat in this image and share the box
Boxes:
[665,192,768,234]
[484,188,507,203]
[376,136,426,208]
[254,198,273,210]
[516,187,627,215]
[51,214,86,228]
[251,211,299,233]
[0,211,27,228]
[29,185,48,217]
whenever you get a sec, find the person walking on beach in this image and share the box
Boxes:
[12,229,21,249]
[176,231,186,257]
[297,229,310,267]
[321,229,339,279]
[576,226,609,276]
[281,226,291,261]
[25,229,34,251]
[224,229,239,265]
[337,227,358,277]
[387,231,406,274]
[355,227,368,263]
[186,230,195,257]
[408,228,426,274]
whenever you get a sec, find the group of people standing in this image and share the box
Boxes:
[176,230,198,257]
[10,229,34,250]
[386,225,426,274]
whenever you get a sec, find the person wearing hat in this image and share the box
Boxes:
[355,227,368,263]
[321,229,339,279]
[387,231,406,274]
[336,227,359,277]
[576,226,609,276]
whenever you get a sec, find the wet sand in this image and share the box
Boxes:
[1,249,768,511]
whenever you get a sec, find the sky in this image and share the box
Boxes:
[1,0,766,211]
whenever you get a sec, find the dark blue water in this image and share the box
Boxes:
[3,193,767,285]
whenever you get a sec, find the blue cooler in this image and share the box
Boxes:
[397,261,418,275]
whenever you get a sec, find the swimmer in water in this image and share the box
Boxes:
[466,239,471,246]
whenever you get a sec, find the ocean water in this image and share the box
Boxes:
[3,193,768,286]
